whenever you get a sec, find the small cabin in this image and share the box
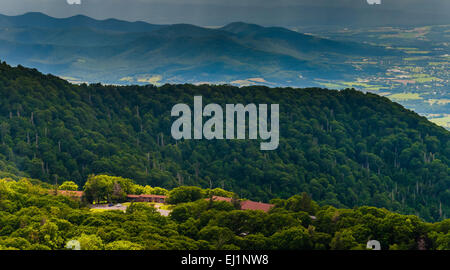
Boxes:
[207,196,274,212]
[240,200,274,212]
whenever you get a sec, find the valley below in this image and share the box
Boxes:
[297,24,450,129]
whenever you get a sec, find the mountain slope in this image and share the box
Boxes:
[0,13,395,85]
[0,12,164,33]
[0,62,448,221]
[221,22,387,57]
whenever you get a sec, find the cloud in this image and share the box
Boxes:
[367,0,381,4]
[67,0,81,5]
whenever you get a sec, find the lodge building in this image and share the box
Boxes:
[126,194,167,203]
[208,195,275,212]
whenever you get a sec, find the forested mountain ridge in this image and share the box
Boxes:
[0,12,394,85]
[0,12,164,33]
[0,62,449,221]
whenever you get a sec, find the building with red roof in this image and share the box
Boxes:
[209,196,233,203]
[127,194,167,203]
[240,200,274,212]
[208,196,274,212]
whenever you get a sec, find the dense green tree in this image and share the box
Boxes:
[83,175,133,203]
[77,234,104,250]
[330,229,359,250]
[59,181,78,191]
[1,177,450,250]
[105,240,143,250]
[167,186,204,204]
[270,227,312,250]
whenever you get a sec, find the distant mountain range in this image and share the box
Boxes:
[0,12,394,86]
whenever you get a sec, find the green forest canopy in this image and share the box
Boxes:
[0,61,449,222]
[1,177,450,250]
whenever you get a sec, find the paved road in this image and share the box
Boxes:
[157,209,171,217]
[90,203,171,216]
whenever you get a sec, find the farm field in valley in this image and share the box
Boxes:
[295,25,449,128]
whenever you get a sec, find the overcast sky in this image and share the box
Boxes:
[0,0,448,26]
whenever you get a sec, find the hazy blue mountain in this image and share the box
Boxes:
[0,12,394,85]
[0,12,164,33]
[221,22,387,57]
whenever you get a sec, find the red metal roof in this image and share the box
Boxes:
[127,194,167,199]
[240,200,274,212]
[208,196,274,212]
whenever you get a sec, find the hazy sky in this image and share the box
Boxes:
[0,0,448,26]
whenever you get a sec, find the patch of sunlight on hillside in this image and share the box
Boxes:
[427,99,450,106]
[388,93,423,101]
[137,75,162,85]
[429,115,450,129]
[247,78,267,83]
[119,77,134,82]
[231,78,269,86]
